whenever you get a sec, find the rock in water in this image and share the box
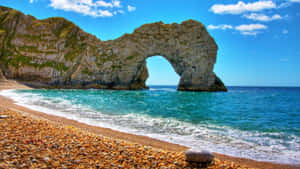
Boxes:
[185,149,214,163]
[0,6,227,92]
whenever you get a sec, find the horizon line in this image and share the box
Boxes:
[147,84,300,88]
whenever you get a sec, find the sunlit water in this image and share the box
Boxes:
[1,86,300,164]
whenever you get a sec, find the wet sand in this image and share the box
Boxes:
[0,79,299,169]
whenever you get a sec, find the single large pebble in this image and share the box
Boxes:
[185,149,214,163]
[0,115,8,119]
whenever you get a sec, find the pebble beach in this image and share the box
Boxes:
[0,80,299,169]
[0,108,249,169]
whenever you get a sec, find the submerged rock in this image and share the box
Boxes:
[185,149,214,163]
[0,6,227,92]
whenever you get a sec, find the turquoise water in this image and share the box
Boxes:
[1,86,300,164]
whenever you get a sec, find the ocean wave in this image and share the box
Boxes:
[1,89,300,164]
[149,87,177,92]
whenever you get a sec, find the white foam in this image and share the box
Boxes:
[1,89,300,164]
[149,87,177,92]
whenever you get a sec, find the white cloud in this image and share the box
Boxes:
[282,29,288,34]
[208,24,233,30]
[98,9,113,17]
[272,14,283,19]
[95,0,121,8]
[113,0,121,8]
[208,23,267,36]
[29,0,36,3]
[240,31,259,36]
[235,24,267,31]
[275,0,300,8]
[95,1,114,8]
[127,5,136,12]
[243,13,282,22]
[210,1,276,15]
[235,24,267,36]
[49,0,132,17]
[278,2,291,8]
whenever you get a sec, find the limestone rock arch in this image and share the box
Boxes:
[0,6,227,91]
[99,20,227,91]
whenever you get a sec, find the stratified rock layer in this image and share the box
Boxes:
[0,6,227,91]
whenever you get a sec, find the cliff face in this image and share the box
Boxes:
[0,6,227,91]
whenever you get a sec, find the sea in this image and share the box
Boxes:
[1,86,299,164]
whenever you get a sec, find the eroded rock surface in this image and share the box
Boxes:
[0,6,227,91]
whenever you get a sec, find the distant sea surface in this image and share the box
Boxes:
[1,86,300,164]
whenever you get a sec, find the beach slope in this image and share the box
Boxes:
[0,80,298,169]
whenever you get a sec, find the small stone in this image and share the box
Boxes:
[0,115,8,119]
[61,165,67,169]
[43,157,50,162]
[185,149,214,163]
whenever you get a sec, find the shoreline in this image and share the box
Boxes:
[0,80,299,169]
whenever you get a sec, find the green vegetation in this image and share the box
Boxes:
[51,18,76,39]
[112,65,121,70]
[0,49,68,72]
[21,34,43,41]
[18,45,56,55]
[82,68,93,76]
[32,20,49,27]
[180,40,189,46]
[2,9,19,24]
[6,54,31,68]
[59,23,75,38]
[18,45,38,52]
[126,55,135,60]
[89,45,99,55]
[64,31,78,47]
[0,10,7,18]
[64,50,80,61]
[0,8,78,74]
[99,53,113,63]
[126,51,139,61]
[60,24,87,62]
[41,61,68,71]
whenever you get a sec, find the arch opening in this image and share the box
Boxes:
[145,56,180,88]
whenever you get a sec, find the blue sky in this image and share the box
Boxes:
[1,0,300,86]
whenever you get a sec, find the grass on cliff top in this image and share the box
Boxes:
[59,23,75,38]
[2,9,19,24]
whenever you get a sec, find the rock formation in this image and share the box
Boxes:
[0,6,227,91]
